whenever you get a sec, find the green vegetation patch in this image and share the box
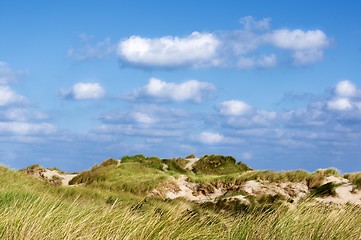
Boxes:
[162,158,188,174]
[69,159,169,194]
[121,155,163,170]
[192,155,251,175]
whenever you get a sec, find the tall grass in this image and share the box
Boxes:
[1,191,360,239]
[1,163,361,239]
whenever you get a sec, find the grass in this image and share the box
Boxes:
[69,161,169,194]
[1,157,360,239]
[344,172,361,190]
[310,182,339,197]
[1,185,360,239]
[192,154,252,175]
[187,168,338,189]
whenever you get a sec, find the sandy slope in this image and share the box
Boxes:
[316,176,361,205]
[162,174,361,205]
[42,169,77,186]
[184,158,199,170]
[165,175,225,201]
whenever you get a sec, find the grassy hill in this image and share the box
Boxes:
[1,155,361,239]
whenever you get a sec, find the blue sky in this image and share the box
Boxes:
[1,1,361,172]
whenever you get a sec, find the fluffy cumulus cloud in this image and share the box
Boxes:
[129,78,216,103]
[116,16,330,69]
[218,100,252,116]
[335,80,358,97]
[117,32,221,69]
[60,82,105,100]
[326,80,361,111]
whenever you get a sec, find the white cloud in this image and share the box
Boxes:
[269,29,329,50]
[267,29,329,65]
[131,112,157,124]
[0,86,27,106]
[218,100,252,116]
[251,110,277,125]
[0,122,56,135]
[4,108,28,121]
[116,17,330,69]
[236,54,277,69]
[117,32,221,69]
[68,37,115,61]
[325,80,361,111]
[257,54,277,68]
[198,131,225,144]
[0,61,24,84]
[292,49,324,65]
[239,16,271,31]
[335,80,358,97]
[61,82,105,100]
[97,124,183,138]
[327,98,353,111]
[130,78,216,103]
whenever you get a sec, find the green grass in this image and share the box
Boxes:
[162,158,188,174]
[69,161,169,194]
[344,172,361,190]
[192,154,251,175]
[1,182,360,239]
[1,158,361,239]
[121,154,164,170]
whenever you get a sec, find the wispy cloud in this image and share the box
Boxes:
[0,122,56,135]
[0,61,27,85]
[68,34,116,61]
